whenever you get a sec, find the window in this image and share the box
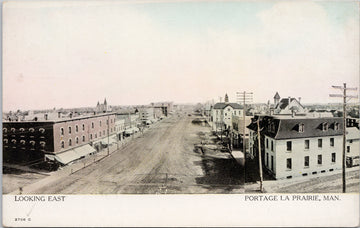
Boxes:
[103,130,105,135]
[349,140,353,144]
[299,123,304,133]
[304,156,309,167]
[61,141,65,148]
[76,137,79,144]
[39,128,45,133]
[29,140,35,146]
[100,121,102,127]
[107,119,109,125]
[76,125,79,132]
[225,113,227,116]
[90,134,93,140]
[332,153,336,163]
[286,141,292,151]
[347,146,350,153]
[11,139,17,144]
[20,128,25,132]
[11,128,15,133]
[318,154,322,165]
[40,141,46,148]
[69,139,72,146]
[271,156,274,171]
[271,141,274,151]
[92,122,94,128]
[266,139,269,149]
[286,158,292,170]
[82,124,85,131]
[99,132,102,137]
[95,133,97,138]
[82,135,85,142]
[20,140,26,145]
[330,138,334,147]
[3,128,7,133]
[60,128,64,135]
[68,126,72,134]
[266,153,269,166]
[318,139,322,148]
[334,122,340,130]
[29,128,35,133]
[3,139,8,144]
[322,122,328,131]
[305,140,310,150]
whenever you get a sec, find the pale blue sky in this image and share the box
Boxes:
[3,1,359,111]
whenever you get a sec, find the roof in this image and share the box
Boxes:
[213,102,243,110]
[248,115,343,140]
[346,127,360,140]
[274,92,280,99]
[275,98,304,110]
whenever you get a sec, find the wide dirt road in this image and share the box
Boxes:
[33,114,244,194]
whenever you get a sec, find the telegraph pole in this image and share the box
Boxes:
[330,83,358,193]
[257,118,263,192]
[107,115,110,156]
[236,92,253,155]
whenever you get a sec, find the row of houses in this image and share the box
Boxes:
[206,92,359,180]
[2,99,173,166]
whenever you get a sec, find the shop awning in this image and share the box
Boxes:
[54,150,81,165]
[73,144,96,157]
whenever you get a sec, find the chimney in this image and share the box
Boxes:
[44,113,48,120]
[288,96,291,103]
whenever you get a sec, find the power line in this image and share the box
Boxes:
[329,83,358,193]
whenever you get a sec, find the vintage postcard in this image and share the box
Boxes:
[2,0,359,226]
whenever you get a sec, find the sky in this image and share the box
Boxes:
[3,0,359,111]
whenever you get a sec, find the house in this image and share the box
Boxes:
[346,118,360,167]
[211,93,243,132]
[248,115,343,179]
[272,92,306,115]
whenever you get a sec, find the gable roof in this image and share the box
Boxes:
[275,98,304,110]
[213,102,243,110]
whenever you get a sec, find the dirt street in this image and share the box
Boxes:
[23,115,244,194]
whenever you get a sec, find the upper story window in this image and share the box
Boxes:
[39,141,46,148]
[228,108,230,112]
[39,128,45,133]
[100,121,102,127]
[82,135,85,142]
[322,122,328,131]
[334,122,340,131]
[330,138,334,147]
[82,124,85,131]
[11,128,16,133]
[298,123,304,133]
[3,139,8,144]
[29,128,35,133]
[20,140,26,145]
[92,122,94,128]
[29,140,35,146]
[305,140,310,150]
[271,141,274,151]
[3,128,7,133]
[266,138,269,148]
[75,125,79,132]
[61,141,65,148]
[69,139,72,146]
[318,139,322,148]
[286,141,292,151]
[76,137,79,144]
[286,158,292,170]
[60,128,64,135]
[68,126,72,134]
[20,128,25,132]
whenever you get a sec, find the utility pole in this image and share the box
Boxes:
[236,92,253,155]
[107,115,110,156]
[330,83,358,193]
[257,118,263,192]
